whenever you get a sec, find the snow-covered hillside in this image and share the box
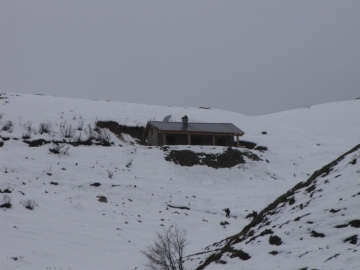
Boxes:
[0,93,359,269]
[187,144,360,270]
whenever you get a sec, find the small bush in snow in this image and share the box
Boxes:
[126,159,133,168]
[77,117,84,131]
[22,131,32,140]
[2,120,14,133]
[85,124,111,145]
[0,195,12,208]
[49,143,70,155]
[38,121,52,134]
[60,122,76,139]
[97,129,111,145]
[22,199,37,210]
[46,165,52,176]
[23,121,33,132]
[85,124,96,141]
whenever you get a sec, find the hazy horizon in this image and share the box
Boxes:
[1,1,359,116]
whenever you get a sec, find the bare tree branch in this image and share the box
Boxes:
[142,224,189,270]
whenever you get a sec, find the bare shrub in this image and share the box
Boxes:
[85,124,96,141]
[46,165,52,176]
[23,121,33,132]
[38,121,52,134]
[142,224,189,270]
[2,120,14,132]
[60,122,76,139]
[49,143,70,155]
[97,129,111,145]
[126,158,133,168]
[22,199,37,210]
[10,256,24,261]
[22,131,32,139]
[85,124,111,145]
[0,195,12,208]
[77,117,84,131]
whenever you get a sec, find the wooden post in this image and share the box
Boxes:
[163,133,167,145]
[236,135,239,147]
[212,135,216,146]
[188,134,191,145]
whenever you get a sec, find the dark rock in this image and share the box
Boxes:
[90,183,101,187]
[220,221,230,226]
[349,159,357,165]
[97,196,107,203]
[310,230,325,238]
[229,249,251,260]
[269,235,282,246]
[254,146,267,152]
[343,235,358,245]
[349,220,360,228]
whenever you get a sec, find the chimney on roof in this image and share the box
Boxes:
[181,115,188,127]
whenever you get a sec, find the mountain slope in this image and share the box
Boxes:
[188,144,360,270]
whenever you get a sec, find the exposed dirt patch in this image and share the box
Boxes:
[238,141,256,149]
[165,147,261,169]
[23,139,50,147]
[310,230,325,238]
[23,138,112,147]
[97,196,107,203]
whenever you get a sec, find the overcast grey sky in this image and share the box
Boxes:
[1,1,359,116]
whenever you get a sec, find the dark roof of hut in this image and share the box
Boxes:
[144,121,244,136]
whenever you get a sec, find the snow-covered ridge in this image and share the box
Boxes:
[0,93,359,269]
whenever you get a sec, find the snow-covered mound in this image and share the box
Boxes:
[0,93,359,269]
[188,144,360,270]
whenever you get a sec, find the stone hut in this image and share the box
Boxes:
[143,115,244,146]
